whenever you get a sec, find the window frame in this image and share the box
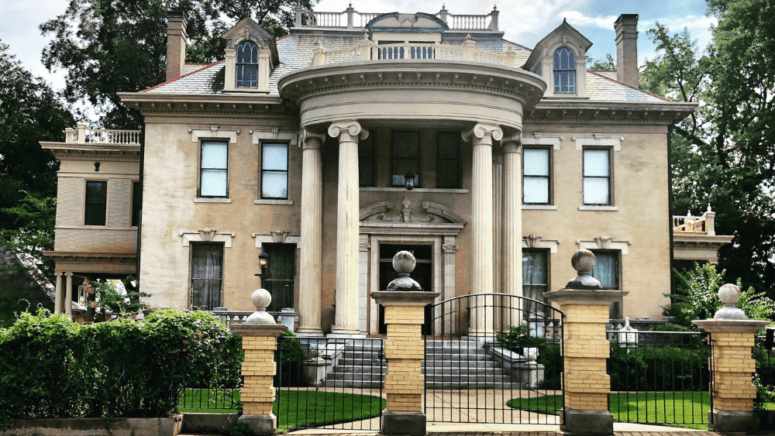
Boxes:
[522,146,552,205]
[131,180,141,227]
[582,147,613,206]
[553,47,577,94]
[358,132,375,187]
[391,130,421,188]
[436,131,461,189]
[199,140,229,199]
[260,141,290,200]
[236,40,259,89]
[589,249,621,290]
[84,180,108,226]
[522,248,551,318]
[189,242,225,311]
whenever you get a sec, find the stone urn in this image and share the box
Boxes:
[565,249,602,289]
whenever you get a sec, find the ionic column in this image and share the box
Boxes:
[502,135,523,329]
[65,272,73,318]
[296,130,326,336]
[462,123,502,336]
[492,148,503,331]
[328,121,369,337]
[54,273,63,314]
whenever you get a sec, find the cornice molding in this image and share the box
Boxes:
[39,143,141,162]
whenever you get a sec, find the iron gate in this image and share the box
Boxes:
[424,293,565,424]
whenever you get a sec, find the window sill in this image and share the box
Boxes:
[523,205,558,210]
[195,198,232,203]
[360,187,469,194]
[578,205,618,211]
[254,199,294,205]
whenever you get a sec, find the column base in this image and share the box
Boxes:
[294,328,325,337]
[329,326,365,338]
[709,409,754,433]
[382,411,425,436]
[238,414,275,435]
[561,408,613,435]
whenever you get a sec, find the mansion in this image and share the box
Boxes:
[40,5,732,335]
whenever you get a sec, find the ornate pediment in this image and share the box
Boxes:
[359,197,467,224]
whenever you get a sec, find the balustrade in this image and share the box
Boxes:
[65,124,141,145]
[295,6,496,31]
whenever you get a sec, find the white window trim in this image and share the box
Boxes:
[578,205,618,211]
[522,235,560,254]
[254,199,294,205]
[252,232,301,249]
[523,205,558,210]
[195,198,232,204]
[180,230,235,247]
[574,135,624,151]
[190,127,240,143]
[251,130,299,146]
[577,237,630,255]
[522,133,562,150]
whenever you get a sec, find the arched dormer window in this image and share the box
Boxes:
[553,47,576,94]
[236,41,258,88]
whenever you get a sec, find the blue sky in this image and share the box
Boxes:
[0,0,716,92]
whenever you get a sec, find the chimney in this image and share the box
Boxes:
[614,14,639,88]
[165,10,188,82]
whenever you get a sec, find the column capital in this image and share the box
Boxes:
[328,121,369,141]
[65,272,73,277]
[301,129,326,150]
[502,134,522,154]
[462,123,503,144]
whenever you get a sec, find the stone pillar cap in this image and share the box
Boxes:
[566,249,602,289]
[245,289,276,325]
[371,290,440,307]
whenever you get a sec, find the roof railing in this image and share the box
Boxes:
[65,124,141,145]
[294,4,499,32]
[673,207,716,236]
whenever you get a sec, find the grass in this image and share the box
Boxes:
[179,389,386,430]
[508,391,711,430]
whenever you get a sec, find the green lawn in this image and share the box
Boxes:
[508,392,711,430]
[179,389,386,430]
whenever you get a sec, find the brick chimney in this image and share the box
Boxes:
[165,10,188,82]
[614,14,639,88]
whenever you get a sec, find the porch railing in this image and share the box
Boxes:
[65,124,141,145]
[673,208,716,236]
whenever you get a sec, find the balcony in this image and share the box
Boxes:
[65,124,140,145]
[672,208,733,265]
[294,5,499,32]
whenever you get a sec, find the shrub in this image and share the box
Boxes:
[496,325,562,389]
[275,331,308,387]
[607,342,710,391]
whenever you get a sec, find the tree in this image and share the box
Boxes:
[587,53,615,70]
[641,1,775,299]
[40,0,315,129]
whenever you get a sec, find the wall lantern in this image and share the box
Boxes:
[404,173,416,191]
[258,250,270,272]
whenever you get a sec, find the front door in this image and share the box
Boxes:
[263,243,295,312]
[378,244,433,335]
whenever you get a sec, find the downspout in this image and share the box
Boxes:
[667,123,676,297]
[136,120,145,289]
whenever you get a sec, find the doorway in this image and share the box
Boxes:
[378,244,433,335]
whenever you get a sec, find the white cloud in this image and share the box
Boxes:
[560,10,619,29]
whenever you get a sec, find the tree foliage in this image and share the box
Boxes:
[642,0,775,298]
[0,192,56,281]
[587,53,615,70]
[40,0,315,129]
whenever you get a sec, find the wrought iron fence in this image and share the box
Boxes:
[607,330,711,427]
[179,385,242,411]
[754,335,775,398]
[275,336,385,431]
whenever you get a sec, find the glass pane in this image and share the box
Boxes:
[201,169,227,197]
[583,178,610,205]
[437,161,459,188]
[438,132,459,159]
[202,142,227,169]
[263,143,288,171]
[524,149,549,176]
[358,136,373,159]
[392,131,419,158]
[592,251,618,288]
[85,181,107,204]
[237,41,258,63]
[584,150,609,176]
[262,171,288,198]
[392,160,419,186]
[359,158,374,186]
[522,251,547,285]
[524,177,549,204]
[85,203,106,226]
[236,64,258,87]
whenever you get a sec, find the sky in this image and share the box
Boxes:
[0,0,717,93]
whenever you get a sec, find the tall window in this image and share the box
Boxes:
[131,181,141,227]
[263,243,296,312]
[437,132,460,189]
[359,133,375,187]
[392,131,420,187]
[553,47,576,94]
[591,250,619,289]
[262,143,289,199]
[523,250,549,317]
[191,243,223,310]
[85,181,107,226]
[583,148,611,205]
[523,148,550,204]
[236,41,258,88]
[200,141,228,197]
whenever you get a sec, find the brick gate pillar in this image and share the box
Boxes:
[372,251,439,436]
[693,284,768,433]
[231,289,288,435]
[543,249,628,435]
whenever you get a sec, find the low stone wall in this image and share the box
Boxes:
[0,415,182,436]
[181,413,238,434]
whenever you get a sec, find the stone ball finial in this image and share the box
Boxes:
[566,249,602,289]
[386,250,422,291]
[245,288,277,325]
[714,283,747,320]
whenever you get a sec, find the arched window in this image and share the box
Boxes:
[553,47,576,94]
[236,41,258,88]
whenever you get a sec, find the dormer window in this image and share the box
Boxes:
[553,48,576,94]
[236,41,258,88]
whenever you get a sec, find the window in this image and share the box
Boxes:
[191,243,224,310]
[359,133,374,187]
[392,131,420,187]
[591,250,621,318]
[236,41,258,88]
[200,141,228,197]
[261,143,288,199]
[553,47,576,94]
[523,148,550,204]
[85,181,107,226]
[523,250,549,318]
[131,181,141,227]
[437,132,460,189]
[263,243,296,312]
[583,148,612,205]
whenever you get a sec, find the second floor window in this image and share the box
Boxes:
[523,148,550,204]
[554,47,576,94]
[200,141,228,197]
[236,41,258,88]
[85,181,107,226]
[583,148,612,205]
[437,132,460,189]
[392,131,420,187]
[262,143,288,199]
[359,133,374,187]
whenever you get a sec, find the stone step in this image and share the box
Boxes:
[331,366,505,376]
[321,380,384,388]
